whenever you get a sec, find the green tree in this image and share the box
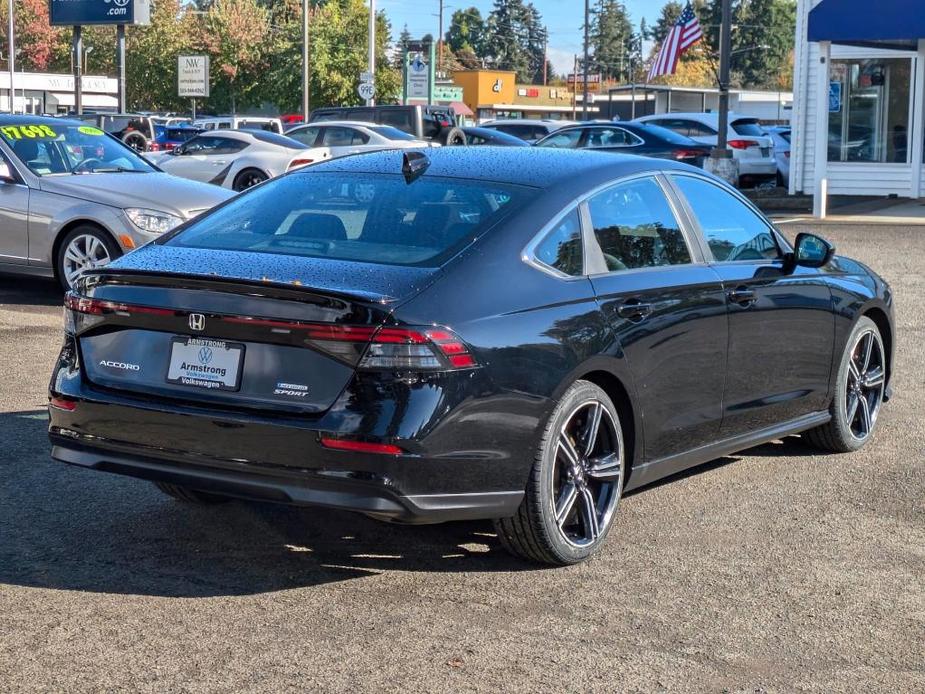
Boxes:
[651,1,683,43]
[445,7,485,55]
[262,0,399,112]
[589,1,636,83]
[484,0,546,83]
[203,0,270,113]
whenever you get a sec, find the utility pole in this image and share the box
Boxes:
[7,0,15,113]
[73,27,83,115]
[367,0,376,106]
[437,0,444,74]
[543,27,548,86]
[582,0,590,119]
[572,54,578,119]
[302,0,310,118]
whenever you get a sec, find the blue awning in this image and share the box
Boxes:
[808,0,925,49]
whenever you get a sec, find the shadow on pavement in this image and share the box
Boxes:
[1,409,818,598]
[0,275,62,307]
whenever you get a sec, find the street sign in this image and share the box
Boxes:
[358,83,376,101]
[407,52,429,100]
[49,0,151,26]
[360,71,374,83]
[178,55,210,98]
[828,81,842,113]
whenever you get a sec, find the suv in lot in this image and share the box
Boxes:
[75,113,158,152]
[308,104,467,145]
[479,118,572,143]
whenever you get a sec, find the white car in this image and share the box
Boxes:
[192,116,284,134]
[150,129,329,191]
[285,121,433,159]
[633,112,776,182]
[479,119,573,143]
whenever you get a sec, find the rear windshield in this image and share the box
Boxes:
[165,173,537,267]
[731,119,765,137]
[370,126,416,141]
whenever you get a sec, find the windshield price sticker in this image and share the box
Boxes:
[0,125,58,140]
[78,126,105,136]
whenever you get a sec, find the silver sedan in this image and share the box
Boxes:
[0,115,234,289]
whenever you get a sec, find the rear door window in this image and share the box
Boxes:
[288,126,321,147]
[587,177,692,272]
[166,173,538,268]
[537,129,582,148]
[321,127,369,146]
[533,210,583,276]
[585,127,642,148]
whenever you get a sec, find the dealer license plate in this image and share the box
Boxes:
[166,337,244,391]
[761,147,770,157]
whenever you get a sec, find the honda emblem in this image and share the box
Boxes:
[188,313,206,331]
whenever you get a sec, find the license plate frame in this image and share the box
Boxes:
[166,337,245,392]
[761,147,770,157]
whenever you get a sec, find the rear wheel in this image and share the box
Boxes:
[122,131,148,152]
[232,168,268,191]
[56,225,122,290]
[494,380,624,565]
[153,481,230,504]
[804,316,886,452]
[439,127,467,146]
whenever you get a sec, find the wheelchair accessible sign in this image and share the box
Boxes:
[829,81,842,113]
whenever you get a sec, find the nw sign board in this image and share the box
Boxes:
[178,56,210,98]
[49,0,151,26]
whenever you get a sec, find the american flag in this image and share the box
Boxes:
[647,3,703,82]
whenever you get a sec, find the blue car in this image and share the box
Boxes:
[154,124,203,152]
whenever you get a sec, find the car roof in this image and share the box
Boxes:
[298,146,695,190]
[639,112,754,124]
[481,119,564,126]
[292,120,378,129]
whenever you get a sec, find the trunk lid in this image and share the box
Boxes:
[73,246,441,414]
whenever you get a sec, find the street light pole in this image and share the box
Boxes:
[715,0,732,152]
[582,0,589,119]
[367,0,375,106]
[302,0,310,119]
[7,0,15,114]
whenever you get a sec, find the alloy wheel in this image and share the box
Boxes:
[550,400,623,548]
[234,171,267,191]
[845,328,885,441]
[62,233,112,288]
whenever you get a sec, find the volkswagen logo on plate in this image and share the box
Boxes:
[198,347,213,364]
[188,313,206,331]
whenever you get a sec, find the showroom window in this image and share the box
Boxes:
[827,58,912,163]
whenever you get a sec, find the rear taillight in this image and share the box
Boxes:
[358,327,476,370]
[319,437,404,455]
[727,139,758,150]
[64,292,175,334]
[674,149,705,160]
[148,142,161,152]
[49,396,77,411]
[288,158,314,170]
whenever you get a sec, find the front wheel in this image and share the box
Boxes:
[56,225,122,290]
[804,316,886,452]
[494,380,624,565]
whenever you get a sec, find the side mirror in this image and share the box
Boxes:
[0,161,14,183]
[792,232,835,268]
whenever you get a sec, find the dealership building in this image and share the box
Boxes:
[0,71,119,114]
[791,0,925,214]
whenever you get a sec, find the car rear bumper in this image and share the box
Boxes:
[50,439,523,523]
[736,158,777,176]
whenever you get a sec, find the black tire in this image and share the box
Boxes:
[56,224,122,291]
[122,131,148,152]
[804,316,886,453]
[494,380,625,565]
[232,168,268,191]
[153,481,230,504]
[439,127,467,146]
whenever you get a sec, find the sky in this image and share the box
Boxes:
[378,0,663,76]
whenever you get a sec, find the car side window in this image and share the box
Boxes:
[538,129,582,148]
[289,127,320,147]
[586,127,640,148]
[534,209,583,276]
[673,175,781,262]
[321,127,369,147]
[587,177,692,272]
[211,138,248,155]
[686,121,718,136]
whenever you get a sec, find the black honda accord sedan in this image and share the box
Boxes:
[48,147,894,565]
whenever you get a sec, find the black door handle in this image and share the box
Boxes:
[617,299,653,321]
[727,286,757,306]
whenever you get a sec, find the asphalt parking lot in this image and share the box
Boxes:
[1,223,923,692]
